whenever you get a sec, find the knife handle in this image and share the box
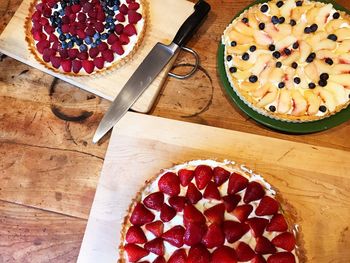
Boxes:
[172,0,211,47]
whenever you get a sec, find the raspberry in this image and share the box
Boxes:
[61,59,72,72]
[50,56,61,69]
[120,4,129,14]
[97,42,108,51]
[116,13,125,22]
[128,10,142,24]
[89,47,100,58]
[82,60,95,74]
[123,24,137,36]
[115,24,124,35]
[72,59,82,73]
[102,49,114,63]
[93,57,105,69]
[111,42,124,55]
[107,34,119,45]
[36,40,50,54]
[120,34,130,45]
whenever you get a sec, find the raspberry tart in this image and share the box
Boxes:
[119,160,306,263]
[25,0,146,75]
[223,0,350,122]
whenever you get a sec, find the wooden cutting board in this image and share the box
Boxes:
[78,112,350,262]
[0,0,194,113]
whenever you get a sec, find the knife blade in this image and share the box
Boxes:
[93,1,211,143]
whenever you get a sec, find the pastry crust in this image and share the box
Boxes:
[118,160,306,262]
[25,0,147,76]
[223,0,350,123]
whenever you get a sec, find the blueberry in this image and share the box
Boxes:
[242,52,250,61]
[273,51,281,59]
[290,19,297,26]
[54,11,59,17]
[249,75,258,83]
[96,39,102,45]
[229,67,237,73]
[294,77,301,84]
[101,33,109,40]
[231,41,237,47]
[276,1,284,8]
[59,9,64,16]
[276,61,282,68]
[304,27,311,34]
[278,82,285,89]
[61,42,68,49]
[292,62,298,69]
[59,34,66,41]
[325,58,334,65]
[242,17,249,23]
[308,82,316,89]
[67,41,74,48]
[310,23,318,32]
[259,23,265,30]
[284,48,291,56]
[65,33,71,39]
[79,44,87,52]
[85,36,92,45]
[279,17,285,24]
[269,105,276,112]
[91,43,97,48]
[320,73,329,81]
[76,38,83,45]
[106,16,114,23]
[260,4,269,13]
[269,44,276,51]
[113,5,119,11]
[293,42,299,49]
[272,16,279,24]
[328,34,338,41]
[93,32,101,40]
[249,45,257,52]
[50,16,55,23]
[227,55,232,62]
[306,52,316,63]
[54,3,58,8]
[57,28,62,34]
[333,12,340,19]
[319,105,327,112]
[318,79,328,87]
[296,1,303,6]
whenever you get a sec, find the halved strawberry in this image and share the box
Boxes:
[202,223,225,249]
[252,255,267,263]
[161,225,185,248]
[61,60,72,72]
[256,196,279,216]
[183,204,206,227]
[246,217,269,237]
[204,203,225,224]
[160,203,176,222]
[72,60,82,73]
[227,172,248,194]
[145,221,163,237]
[144,238,164,256]
[212,246,237,263]
[213,166,230,186]
[178,169,194,187]
[169,196,187,212]
[158,172,180,197]
[271,232,296,252]
[186,182,202,204]
[222,194,241,212]
[203,181,221,200]
[255,236,276,254]
[194,165,213,190]
[82,60,94,74]
[124,243,149,262]
[187,244,211,263]
[232,204,253,222]
[243,182,265,203]
[223,220,249,243]
[143,192,164,211]
[153,256,166,263]
[125,226,147,244]
[267,252,296,263]
[266,214,288,232]
[183,223,206,246]
[236,242,256,262]
[130,203,155,226]
[168,249,187,263]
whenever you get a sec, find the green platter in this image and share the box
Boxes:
[218,0,350,134]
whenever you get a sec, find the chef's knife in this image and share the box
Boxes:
[93,1,211,143]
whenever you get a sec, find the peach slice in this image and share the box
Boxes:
[314,59,331,74]
[282,51,300,66]
[305,32,328,47]
[276,24,293,39]
[269,68,284,83]
[252,83,270,98]
[277,89,292,114]
[316,50,337,60]
[264,23,280,41]
[235,21,255,37]
[232,69,251,80]
[247,10,259,30]
[233,56,254,71]
[336,40,350,53]
[313,39,337,52]
[325,19,346,33]
[330,64,350,75]
[257,86,279,107]
[291,5,313,21]
[250,54,272,76]
[325,81,347,105]
[253,30,273,46]
[226,45,250,55]
[259,63,274,86]
[299,41,312,62]
[306,6,321,25]
[304,62,319,82]
[284,67,296,89]
[329,74,350,87]
[228,30,254,44]
[338,54,350,64]
[292,21,307,38]
[296,67,308,89]
[304,90,321,115]
[314,87,336,112]
[315,4,333,27]
[275,35,297,51]
[334,28,350,41]
[256,10,270,23]
[291,90,308,116]
[240,81,260,92]
[280,0,295,19]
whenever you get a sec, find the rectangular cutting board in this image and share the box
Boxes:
[0,0,194,113]
[78,112,350,262]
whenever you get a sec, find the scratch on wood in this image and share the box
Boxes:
[339,226,349,243]
[49,77,58,96]
[65,122,78,145]
[19,69,29,76]
[51,106,93,122]
[277,148,295,162]
[47,123,56,135]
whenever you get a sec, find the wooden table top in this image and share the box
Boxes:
[0,0,349,262]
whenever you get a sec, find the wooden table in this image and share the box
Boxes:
[0,0,349,262]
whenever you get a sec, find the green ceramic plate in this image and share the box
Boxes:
[218,0,350,134]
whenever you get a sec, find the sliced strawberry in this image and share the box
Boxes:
[227,172,248,194]
[183,223,206,246]
[243,182,265,203]
[252,255,267,263]
[168,196,187,212]
[212,246,237,263]
[102,49,114,63]
[72,60,82,73]
[236,242,255,261]
[266,214,288,232]
[222,194,241,212]
[183,204,206,227]
[124,24,137,36]
[267,252,296,263]
[145,221,163,237]
[126,226,147,244]
[256,196,279,216]
[213,166,230,186]
[204,203,225,224]
[61,59,72,72]
[144,238,164,256]
[143,192,164,211]
[194,165,213,190]
[124,243,149,262]
[160,203,176,222]
[255,236,276,254]
[153,256,166,263]
[161,225,185,248]
[111,42,125,55]
[128,10,142,24]
[186,182,202,204]
[50,56,61,69]
[168,249,187,263]
[223,220,249,243]
[178,169,194,187]
[246,217,269,237]
[203,181,221,200]
[202,223,225,249]
[93,57,105,69]
[130,203,155,226]
[187,244,211,263]
[232,204,253,222]
[271,232,296,252]
[158,172,180,197]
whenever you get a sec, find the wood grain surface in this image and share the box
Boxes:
[0,0,350,262]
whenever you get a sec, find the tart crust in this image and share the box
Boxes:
[24,0,147,76]
[118,160,307,262]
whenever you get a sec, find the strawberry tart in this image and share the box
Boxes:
[25,0,146,75]
[223,0,350,122]
[119,160,306,263]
